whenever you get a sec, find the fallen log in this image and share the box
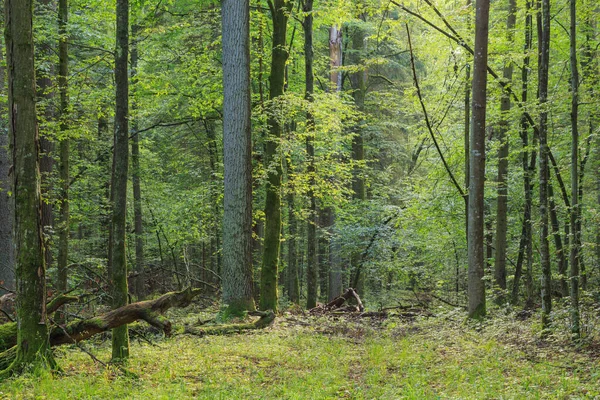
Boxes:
[184,311,275,336]
[310,288,365,314]
[0,294,81,351]
[0,287,204,360]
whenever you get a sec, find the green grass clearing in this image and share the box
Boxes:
[1,311,599,399]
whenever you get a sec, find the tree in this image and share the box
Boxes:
[110,0,130,361]
[131,17,145,300]
[467,0,490,319]
[2,0,56,374]
[493,0,516,298]
[0,14,14,295]
[538,0,552,331]
[260,0,292,312]
[303,0,318,310]
[221,0,255,313]
[56,0,69,300]
[568,0,580,340]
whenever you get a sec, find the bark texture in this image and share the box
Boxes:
[57,0,69,298]
[467,0,490,319]
[4,0,55,372]
[131,21,145,300]
[221,0,255,313]
[0,31,14,294]
[111,0,130,361]
[260,0,292,312]
[568,0,580,339]
[303,0,318,310]
[538,0,552,330]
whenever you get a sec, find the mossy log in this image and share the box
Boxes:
[0,287,205,370]
[0,294,80,351]
[184,311,275,336]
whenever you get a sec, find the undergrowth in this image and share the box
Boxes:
[1,304,599,399]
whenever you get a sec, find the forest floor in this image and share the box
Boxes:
[1,303,600,399]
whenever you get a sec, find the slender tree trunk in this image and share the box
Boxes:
[464,0,471,241]
[467,0,490,319]
[548,182,568,297]
[286,189,299,303]
[519,0,535,308]
[3,0,56,373]
[349,21,366,201]
[303,0,318,309]
[325,24,343,299]
[464,63,471,240]
[57,0,69,301]
[260,0,292,312]
[568,0,580,339]
[548,182,569,296]
[349,19,367,297]
[111,0,130,361]
[328,210,343,300]
[0,15,15,294]
[538,0,552,331]
[580,2,598,287]
[222,0,255,313]
[131,21,145,300]
[493,0,516,297]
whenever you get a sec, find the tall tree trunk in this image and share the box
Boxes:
[349,21,366,201]
[303,0,318,309]
[580,1,598,288]
[514,0,536,307]
[111,0,130,361]
[349,19,367,297]
[325,24,343,299]
[260,0,292,312]
[568,0,580,339]
[493,0,516,297]
[538,0,552,331]
[131,21,145,300]
[56,0,69,301]
[0,15,15,294]
[467,0,490,319]
[222,0,255,313]
[3,0,56,373]
[36,0,54,273]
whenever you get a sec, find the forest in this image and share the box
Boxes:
[0,0,599,397]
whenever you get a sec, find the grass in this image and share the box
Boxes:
[1,308,599,399]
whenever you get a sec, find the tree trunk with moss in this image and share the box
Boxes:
[260,0,291,312]
[303,0,318,310]
[110,0,130,362]
[3,0,55,374]
[0,13,14,295]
